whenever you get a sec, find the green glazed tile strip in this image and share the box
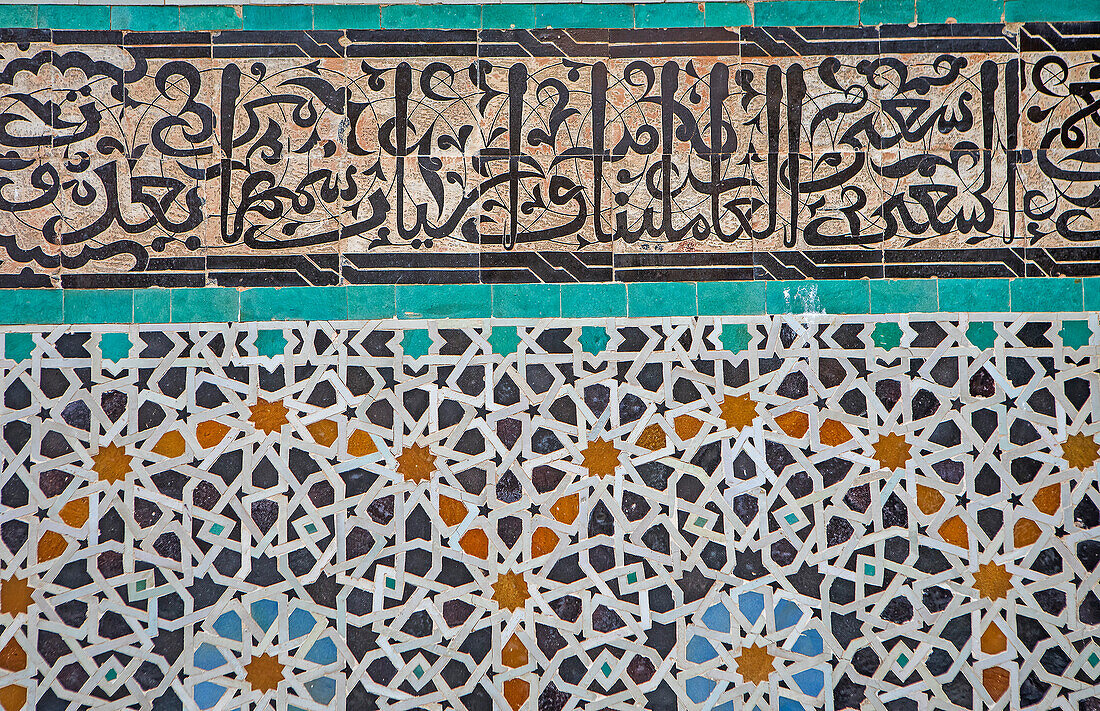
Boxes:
[241,286,348,322]
[860,0,915,24]
[8,2,1100,30]
[111,6,179,32]
[0,290,62,325]
[65,289,133,325]
[179,5,242,32]
[636,3,704,28]
[482,4,536,29]
[0,279,1097,325]
[917,0,1003,23]
[134,290,171,323]
[492,284,561,319]
[698,281,765,316]
[0,5,36,28]
[561,283,627,318]
[348,285,397,320]
[870,279,938,314]
[1010,278,1084,313]
[704,2,754,26]
[755,0,860,26]
[536,3,635,28]
[628,282,697,318]
[171,288,239,323]
[765,279,869,315]
[314,6,381,30]
[381,4,481,29]
[938,278,1010,312]
[244,5,312,31]
[398,284,491,320]
[37,5,110,31]
[1005,0,1100,21]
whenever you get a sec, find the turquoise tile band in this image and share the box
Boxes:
[4,0,1096,31]
[0,278,1093,324]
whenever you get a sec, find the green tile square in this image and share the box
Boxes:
[860,0,914,24]
[966,321,995,349]
[580,325,609,355]
[872,322,903,350]
[65,290,132,324]
[492,284,561,318]
[134,290,171,322]
[112,6,179,32]
[38,4,109,30]
[402,328,433,358]
[704,2,753,25]
[917,0,1003,23]
[719,323,752,352]
[489,325,522,355]
[536,3,633,28]
[698,281,765,316]
[381,4,480,29]
[5,333,35,362]
[171,288,239,323]
[765,280,869,315]
[315,6,381,30]
[754,0,860,25]
[0,290,62,325]
[628,282,697,318]
[256,329,288,357]
[244,5,312,31]
[100,332,133,363]
[180,5,242,31]
[397,284,491,319]
[870,279,937,314]
[348,285,396,320]
[1011,278,1082,312]
[561,283,626,318]
[636,3,704,27]
[0,5,37,28]
[240,286,348,322]
[938,278,1009,312]
[482,4,536,28]
[1060,320,1091,349]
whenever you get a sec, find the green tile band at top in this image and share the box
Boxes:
[2,0,1099,31]
[0,278,1095,325]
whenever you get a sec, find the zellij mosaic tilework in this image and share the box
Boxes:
[1,11,1100,711]
[1,315,1100,710]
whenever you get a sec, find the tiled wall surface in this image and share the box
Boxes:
[1,6,1100,711]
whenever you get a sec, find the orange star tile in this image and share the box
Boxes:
[397,443,436,483]
[249,398,289,435]
[581,438,620,478]
[244,653,284,693]
[872,432,911,471]
[1061,432,1099,470]
[492,571,530,611]
[972,562,1012,601]
[0,577,33,616]
[720,394,758,431]
[735,643,774,685]
[92,443,132,484]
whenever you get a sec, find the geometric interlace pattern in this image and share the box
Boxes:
[1,314,1099,711]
